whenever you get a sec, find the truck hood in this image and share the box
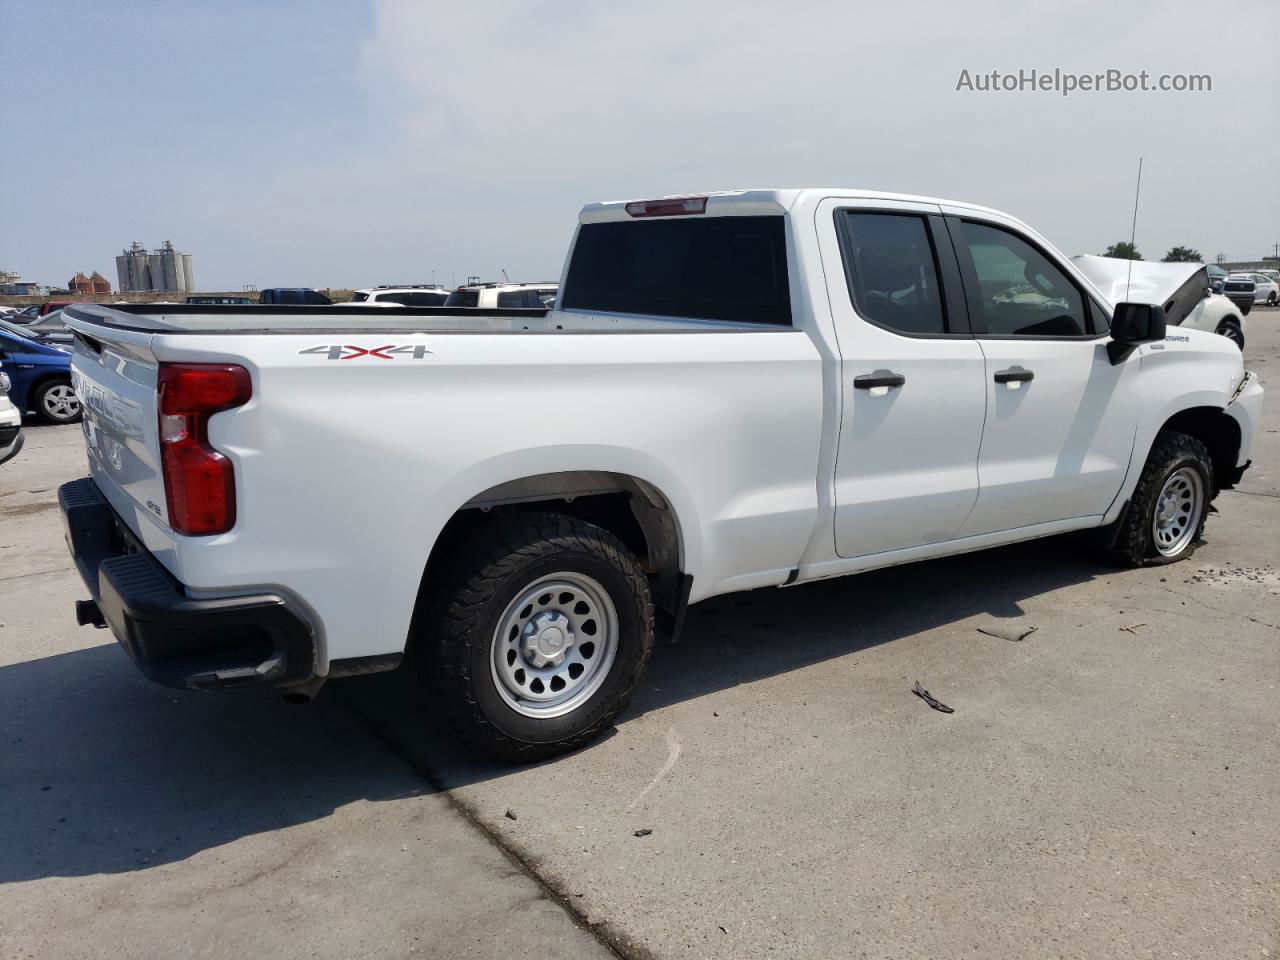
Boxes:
[1070,255,1208,327]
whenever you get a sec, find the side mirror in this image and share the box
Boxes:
[1107,302,1166,364]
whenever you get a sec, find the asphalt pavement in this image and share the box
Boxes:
[2,312,1277,959]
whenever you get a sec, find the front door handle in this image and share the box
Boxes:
[993,367,1034,384]
[853,371,906,390]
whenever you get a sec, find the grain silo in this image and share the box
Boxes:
[115,241,196,292]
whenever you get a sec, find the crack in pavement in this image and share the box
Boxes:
[1153,584,1280,632]
[338,693,652,960]
[0,565,75,584]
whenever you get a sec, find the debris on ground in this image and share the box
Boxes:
[1185,565,1279,587]
[1120,622,1147,634]
[633,828,653,838]
[912,682,955,714]
[977,623,1038,642]
[504,808,518,821]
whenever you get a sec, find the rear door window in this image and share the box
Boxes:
[445,289,480,308]
[838,212,949,336]
[562,216,791,325]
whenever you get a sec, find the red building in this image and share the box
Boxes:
[67,271,112,295]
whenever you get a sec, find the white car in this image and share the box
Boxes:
[58,188,1262,762]
[1231,273,1279,306]
[0,372,23,466]
[1072,256,1248,349]
[345,285,451,307]
[444,282,558,309]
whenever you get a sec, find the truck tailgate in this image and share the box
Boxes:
[67,324,178,565]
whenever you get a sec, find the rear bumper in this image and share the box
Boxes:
[59,477,317,691]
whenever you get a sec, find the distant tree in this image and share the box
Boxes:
[1102,241,1143,260]
[1161,245,1203,263]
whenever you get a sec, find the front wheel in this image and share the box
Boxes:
[34,379,82,424]
[1268,292,1277,306]
[417,513,654,762]
[1104,431,1213,567]
[1216,320,1244,350]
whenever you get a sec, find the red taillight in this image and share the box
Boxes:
[624,196,708,217]
[157,363,252,536]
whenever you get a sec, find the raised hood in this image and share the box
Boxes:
[1070,255,1208,327]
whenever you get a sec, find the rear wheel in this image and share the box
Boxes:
[417,513,654,762]
[34,379,81,424]
[1104,431,1213,567]
[1216,320,1244,350]
[1268,291,1277,306]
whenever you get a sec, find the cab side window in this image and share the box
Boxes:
[839,212,948,336]
[958,221,1088,337]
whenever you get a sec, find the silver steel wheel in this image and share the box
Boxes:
[1152,466,1204,557]
[42,383,80,421]
[490,571,619,719]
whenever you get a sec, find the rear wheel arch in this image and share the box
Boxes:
[412,471,689,645]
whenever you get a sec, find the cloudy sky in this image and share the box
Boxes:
[2,0,1277,291]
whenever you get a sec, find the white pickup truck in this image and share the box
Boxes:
[60,188,1262,761]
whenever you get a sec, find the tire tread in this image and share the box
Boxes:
[1106,430,1213,567]
[416,513,654,762]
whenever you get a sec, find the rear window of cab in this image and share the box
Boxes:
[561,216,791,326]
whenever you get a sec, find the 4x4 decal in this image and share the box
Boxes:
[299,344,432,360]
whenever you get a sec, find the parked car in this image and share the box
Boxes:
[444,282,559,309]
[38,299,78,316]
[1230,273,1279,306]
[1220,276,1257,316]
[7,305,40,323]
[1256,268,1279,287]
[1072,257,1248,349]
[1206,264,1228,293]
[259,288,332,305]
[0,371,22,465]
[346,285,451,307]
[0,319,79,423]
[187,296,256,305]
[22,309,74,344]
[58,188,1261,762]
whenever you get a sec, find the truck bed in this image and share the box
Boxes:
[64,303,781,336]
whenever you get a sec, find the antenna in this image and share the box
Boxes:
[501,267,510,283]
[1124,157,1143,302]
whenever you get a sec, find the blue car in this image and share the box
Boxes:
[0,319,81,423]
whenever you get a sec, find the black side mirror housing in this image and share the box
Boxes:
[1107,302,1166,364]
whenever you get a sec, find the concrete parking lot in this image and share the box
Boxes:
[2,313,1277,960]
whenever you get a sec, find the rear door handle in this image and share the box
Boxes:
[993,367,1034,383]
[853,371,906,390]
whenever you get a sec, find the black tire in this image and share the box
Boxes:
[416,513,654,762]
[1268,292,1277,306]
[33,378,82,424]
[1104,430,1213,567]
[1216,320,1244,350]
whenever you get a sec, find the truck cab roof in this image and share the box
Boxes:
[579,188,1023,227]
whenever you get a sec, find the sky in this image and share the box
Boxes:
[2,0,1277,291]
